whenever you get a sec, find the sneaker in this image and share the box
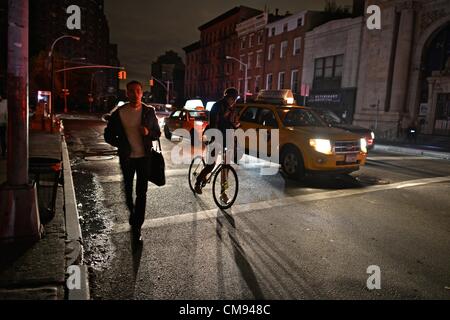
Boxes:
[194,183,203,195]
[220,193,229,204]
[132,227,143,243]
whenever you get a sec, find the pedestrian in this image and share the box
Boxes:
[104,81,161,242]
[0,95,7,158]
[194,88,240,200]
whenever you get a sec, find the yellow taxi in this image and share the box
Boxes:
[163,107,209,145]
[236,90,368,179]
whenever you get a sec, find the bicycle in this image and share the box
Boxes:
[188,147,239,210]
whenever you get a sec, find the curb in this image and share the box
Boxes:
[375,144,450,160]
[61,135,90,300]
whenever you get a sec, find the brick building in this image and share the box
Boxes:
[235,12,289,98]
[0,0,7,96]
[184,41,201,99]
[263,11,325,102]
[184,6,262,101]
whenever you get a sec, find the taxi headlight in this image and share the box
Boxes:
[360,138,368,153]
[371,132,375,140]
[309,139,333,155]
[195,121,204,127]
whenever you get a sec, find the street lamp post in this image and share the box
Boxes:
[152,76,171,105]
[49,35,80,128]
[226,56,248,104]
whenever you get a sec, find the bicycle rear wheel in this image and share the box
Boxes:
[212,165,238,210]
[188,156,205,194]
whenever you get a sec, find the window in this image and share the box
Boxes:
[258,109,278,128]
[293,37,302,55]
[283,23,288,32]
[255,76,261,92]
[280,41,288,59]
[314,54,344,79]
[291,70,299,93]
[248,53,253,70]
[257,31,263,44]
[171,111,181,119]
[241,37,246,49]
[256,51,263,68]
[324,56,334,78]
[268,44,275,61]
[278,72,285,89]
[249,34,254,47]
[266,74,273,90]
[297,18,303,28]
[271,27,276,37]
[240,107,259,123]
[315,58,324,78]
[334,55,344,77]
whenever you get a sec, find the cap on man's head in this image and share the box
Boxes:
[224,87,239,99]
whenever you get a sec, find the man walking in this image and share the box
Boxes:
[104,81,161,242]
[194,88,240,199]
[0,95,7,158]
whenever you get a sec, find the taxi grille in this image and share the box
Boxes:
[334,141,360,154]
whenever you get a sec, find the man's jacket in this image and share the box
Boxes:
[104,103,161,159]
[209,98,238,136]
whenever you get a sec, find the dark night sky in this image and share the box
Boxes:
[104,0,353,89]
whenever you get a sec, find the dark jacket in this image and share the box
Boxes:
[104,103,161,159]
[209,98,238,136]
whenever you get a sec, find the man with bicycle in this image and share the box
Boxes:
[194,88,240,203]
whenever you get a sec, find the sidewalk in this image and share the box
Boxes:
[376,135,450,160]
[0,130,89,300]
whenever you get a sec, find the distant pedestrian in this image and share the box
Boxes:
[104,81,161,243]
[0,95,7,158]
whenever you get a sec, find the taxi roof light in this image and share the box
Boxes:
[256,89,296,106]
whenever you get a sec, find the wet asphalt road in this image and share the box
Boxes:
[62,115,450,300]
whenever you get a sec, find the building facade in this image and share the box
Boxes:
[302,16,364,123]
[184,41,201,99]
[28,0,119,111]
[184,6,262,101]
[354,0,450,138]
[263,11,325,102]
[0,0,7,96]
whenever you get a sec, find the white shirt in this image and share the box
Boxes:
[0,99,7,126]
[119,104,145,159]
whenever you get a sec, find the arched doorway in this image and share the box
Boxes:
[409,16,450,136]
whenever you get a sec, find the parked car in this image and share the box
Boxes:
[313,108,375,150]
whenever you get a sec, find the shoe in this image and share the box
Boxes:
[220,193,229,204]
[132,227,143,243]
[194,183,203,195]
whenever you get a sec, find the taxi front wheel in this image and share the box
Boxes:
[281,146,305,180]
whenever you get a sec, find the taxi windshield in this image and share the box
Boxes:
[314,108,342,125]
[189,111,207,121]
[278,108,326,127]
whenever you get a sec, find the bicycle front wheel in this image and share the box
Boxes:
[188,156,205,194]
[212,165,239,210]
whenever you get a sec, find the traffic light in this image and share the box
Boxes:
[118,70,127,80]
[150,78,154,87]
